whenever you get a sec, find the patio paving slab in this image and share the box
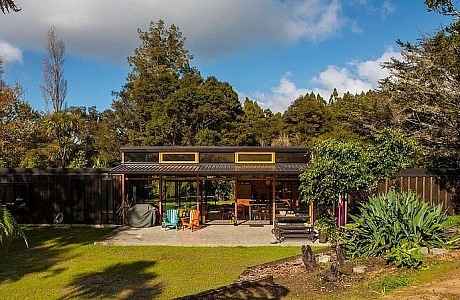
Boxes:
[95,224,325,247]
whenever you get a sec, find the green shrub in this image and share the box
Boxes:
[386,242,424,268]
[445,215,460,228]
[343,189,448,258]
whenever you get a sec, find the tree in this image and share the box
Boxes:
[113,20,199,145]
[300,129,417,207]
[42,111,83,168]
[233,98,276,146]
[41,26,67,113]
[0,0,20,14]
[425,0,460,18]
[381,0,460,167]
[328,90,394,142]
[282,92,332,146]
[0,61,41,167]
[145,76,243,146]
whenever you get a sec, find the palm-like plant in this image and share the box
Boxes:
[344,189,448,258]
[0,206,28,253]
[0,0,20,14]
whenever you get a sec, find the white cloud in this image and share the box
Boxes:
[356,48,401,83]
[285,0,342,42]
[0,40,22,63]
[312,66,373,96]
[0,0,345,63]
[312,48,400,98]
[252,49,401,112]
[254,74,311,113]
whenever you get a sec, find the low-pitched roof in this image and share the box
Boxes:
[110,163,306,176]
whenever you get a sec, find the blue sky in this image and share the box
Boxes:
[0,0,450,113]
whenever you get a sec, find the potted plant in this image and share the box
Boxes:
[315,210,336,243]
[231,213,237,226]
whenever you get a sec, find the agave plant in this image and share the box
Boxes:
[343,189,448,258]
[0,206,28,253]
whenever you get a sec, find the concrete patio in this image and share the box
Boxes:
[95,224,325,247]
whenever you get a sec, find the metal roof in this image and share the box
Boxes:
[120,146,309,153]
[110,163,307,175]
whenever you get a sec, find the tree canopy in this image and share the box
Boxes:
[300,129,417,207]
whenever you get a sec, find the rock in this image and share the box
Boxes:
[353,266,366,274]
[317,254,331,263]
[270,238,278,244]
[301,245,316,271]
[336,244,347,265]
[430,248,448,255]
[420,247,429,255]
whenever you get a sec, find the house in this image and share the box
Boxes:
[110,146,313,225]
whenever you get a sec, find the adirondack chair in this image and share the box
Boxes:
[181,209,201,232]
[162,209,180,230]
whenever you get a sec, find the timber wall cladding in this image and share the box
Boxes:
[377,169,460,214]
[0,169,122,225]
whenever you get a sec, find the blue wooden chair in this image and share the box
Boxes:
[162,209,180,230]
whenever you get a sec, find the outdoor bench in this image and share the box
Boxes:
[272,214,316,243]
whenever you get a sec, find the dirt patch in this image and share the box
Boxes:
[384,250,460,300]
[181,248,460,299]
[235,248,395,299]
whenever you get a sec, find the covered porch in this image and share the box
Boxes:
[110,171,312,226]
[110,146,313,229]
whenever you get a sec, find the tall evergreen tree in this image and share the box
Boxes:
[0,0,20,14]
[112,20,199,145]
[282,92,332,146]
[381,0,460,167]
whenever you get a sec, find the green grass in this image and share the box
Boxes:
[0,226,301,299]
[446,215,460,228]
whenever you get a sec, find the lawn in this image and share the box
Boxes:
[0,226,301,299]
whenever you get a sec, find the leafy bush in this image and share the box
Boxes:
[386,242,424,268]
[343,189,448,258]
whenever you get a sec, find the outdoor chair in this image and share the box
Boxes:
[236,204,247,220]
[181,209,201,232]
[162,209,180,230]
[219,204,232,220]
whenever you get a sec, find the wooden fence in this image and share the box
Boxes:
[0,168,122,225]
[376,168,460,214]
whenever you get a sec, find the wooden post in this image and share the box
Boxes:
[121,174,126,225]
[272,179,276,225]
[422,177,426,202]
[159,175,163,217]
[430,177,433,205]
[234,178,239,221]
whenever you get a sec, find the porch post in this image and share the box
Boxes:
[159,175,163,217]
[196,174,200,212]
[121,173,126,225]
[272,178,276,225]
[234,177,238,221]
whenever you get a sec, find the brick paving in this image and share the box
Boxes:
[95,224,324,247]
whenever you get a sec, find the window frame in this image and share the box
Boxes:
[159,152,199,164]
[235,152,275,164]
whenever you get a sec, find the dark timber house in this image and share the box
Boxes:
[2,147,459,226]
[110,146,313,225]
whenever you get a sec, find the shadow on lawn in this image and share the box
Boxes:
[61,261,162,299]
[178,276,289,300]
[0,226,114,283]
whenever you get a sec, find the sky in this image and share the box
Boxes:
[0,0,451,113]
